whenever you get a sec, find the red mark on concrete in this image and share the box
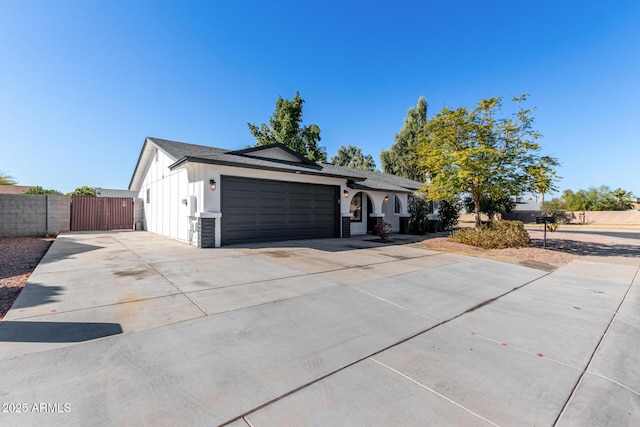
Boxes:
[18,309,25,312]
[501,343,508,347]
[469,348,474,351]
[470,332,476,335]
[537,353,544,357]
[50,309,57,312]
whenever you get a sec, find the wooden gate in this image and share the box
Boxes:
[71,196,134,231]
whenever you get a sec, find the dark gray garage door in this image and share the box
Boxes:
[221,176,339,245]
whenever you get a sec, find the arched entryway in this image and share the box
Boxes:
[349,191,376,234]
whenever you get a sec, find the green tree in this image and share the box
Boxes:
[407,193,432,234]
[418,95,554,228]
[22,186,62,195]
[331,145,376,171]
[562,189,589,211]
[527,156,560,203]
[0,171,17,185]
[380,97,427,182]
[462,194,516,222]
[541,198,567,224]
[248,91,326,161]
[438,199,461,231]
[563,186,633,211]
[67,186,96,197]
[612,188,634,210]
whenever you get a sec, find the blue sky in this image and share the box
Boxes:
[1,0,638,196]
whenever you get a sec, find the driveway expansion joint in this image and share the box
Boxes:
[553,264,640,426]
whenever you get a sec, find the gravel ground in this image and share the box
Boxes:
[0,237,53,319]
[418,229,640,269]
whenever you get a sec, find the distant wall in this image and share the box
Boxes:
[504,210,640,225]
[458,213,491,223]
[0,194,70,237]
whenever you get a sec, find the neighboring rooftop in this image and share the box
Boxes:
[0,185,36,195]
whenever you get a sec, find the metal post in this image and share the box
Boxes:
[543,219,547,248]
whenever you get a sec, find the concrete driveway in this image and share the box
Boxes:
[0,231,638,426]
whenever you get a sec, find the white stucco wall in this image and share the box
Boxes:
[382,195,401,232]
[135,146,413,245]
[137,148,190,242]
[345,191,408,235]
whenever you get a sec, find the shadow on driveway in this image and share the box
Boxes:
[531,238,640,258]
[10,282,64,309]
[0,321,123,343]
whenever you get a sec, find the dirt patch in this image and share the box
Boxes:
[0,237,54,320]
[263,251,291,258]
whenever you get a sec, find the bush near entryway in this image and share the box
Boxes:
[450,220,530,249]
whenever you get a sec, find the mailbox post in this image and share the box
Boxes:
[535,216,556,248]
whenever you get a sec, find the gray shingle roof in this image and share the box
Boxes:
[146,137,423,193]
[319,163,424,193]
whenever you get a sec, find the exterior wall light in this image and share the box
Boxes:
[343,189,349,198]
[209,179,217,191]
[384,195,389,202]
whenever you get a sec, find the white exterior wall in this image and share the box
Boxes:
[345,191,409,235]
[136,147,414,245]
[382,195,400,232]
[137,148,191,242]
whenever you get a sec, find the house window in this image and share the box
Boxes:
[146,188,150,203]
[350,193,362,222]
[394,195,401,214]
[154,148,159,162]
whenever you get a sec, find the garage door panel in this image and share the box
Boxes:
[221,176,338,245]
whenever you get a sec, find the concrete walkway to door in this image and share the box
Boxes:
[0,231,638,426]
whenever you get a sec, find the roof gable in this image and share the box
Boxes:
[229,144,317,166]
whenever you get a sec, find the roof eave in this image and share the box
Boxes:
[128,137,153,191]
[169,156,366,181]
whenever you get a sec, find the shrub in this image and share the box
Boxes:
[408,194,432,234]
[374,219,392,241]
[438,199,461,231]
[450,220,530,249]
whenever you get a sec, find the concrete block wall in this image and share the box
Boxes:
[133,198,144,230]
[47,195,70,235]
[0,194,70,237]
[503,210,640,225]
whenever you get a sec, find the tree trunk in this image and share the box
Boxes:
[474,193,482,229]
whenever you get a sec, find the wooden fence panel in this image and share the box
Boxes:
[71,196,134,231]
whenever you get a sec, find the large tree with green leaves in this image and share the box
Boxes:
[527,155,560,203]
[66,186,96,197]
[380,97,427,182]
[22,186,62,195]
[562,186,633,211]
[331,145,376,171]
[418,95,555,228]
[612,188,635,210]
[248,91,326,161]
[0,171,17,185]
